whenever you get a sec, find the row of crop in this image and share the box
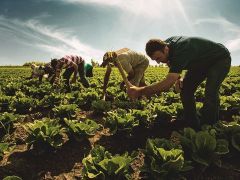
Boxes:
[1,119,239,179]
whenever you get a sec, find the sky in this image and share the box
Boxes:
[0,0,240,65]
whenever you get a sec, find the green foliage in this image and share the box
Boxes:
[53,104,78,119]
[0,112,18,136]
[82,145,134,180]
[0,142,10,160]
[0,95,12,112]
[3,82,21,96]
[153,104,177,121]
[91,100,111,114]
[142,138,192,179]
[105,109,139,135]
[40,93,66,108]
[64,119,100,141]
[175,128,229,167]
[75,90,99,110]
[3,176,22,180]
[12,96,35,114]
[214,121,240,152]
[24,119,66,150]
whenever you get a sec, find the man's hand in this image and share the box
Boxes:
[127,86,143,100]
[174,78,183,93]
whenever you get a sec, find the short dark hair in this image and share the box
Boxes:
[145,39,167,57]
[51,58,58,68]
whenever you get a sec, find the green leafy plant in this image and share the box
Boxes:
[0,112,18,137]
[114,99,146,110]
[0,141,15,161]
[0,95,12,112]
[53,104,77,119]
[75,91,99,110]
[91,100,111,114]
[0,142,10,160]
[131,109,154,127]
[142,138,192,180]
[82,145,135,179]
[153,104,177,122]
[3,82,21,96]
[12,97,35,114]
[40,93,67,108]
[24,119,66,151]
[64,119,100,141]
[214,121,240,152]
[105,109,139,135]
[174,128,229,168]
[3,176,22,180]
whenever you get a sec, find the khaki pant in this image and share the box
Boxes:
[130,60,149,86]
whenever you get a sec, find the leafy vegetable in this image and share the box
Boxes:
[24,119,66,150]
[82,145,134,179]
[91,100,111,114]
[53,104,77,119]
[64,119,100,141]
[142,138,192,180]
[105,109,139,135]
[175,128,229,167]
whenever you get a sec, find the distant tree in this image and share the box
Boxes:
[23,61,46,66]
[91,59,100,67]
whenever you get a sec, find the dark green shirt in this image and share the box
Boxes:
[165,36,231,73]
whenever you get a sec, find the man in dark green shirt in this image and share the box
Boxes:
[127,36,231,128]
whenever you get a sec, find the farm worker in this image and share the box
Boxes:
[127,36,231,128]
[29,63,55,83]
[101,48,149,99]
[50,55,93,92]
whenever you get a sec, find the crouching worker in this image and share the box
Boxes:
[51,55,93,92]
[29,63,55,83]
[127,36,231,129]
[101,48,149,99]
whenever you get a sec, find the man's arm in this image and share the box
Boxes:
[103,64,112,98]
[141,73,180,96]
[127,73,180,99]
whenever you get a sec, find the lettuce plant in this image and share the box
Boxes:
[214,121,240,152]
[105,109,139,135]
[0,112,18,137]
[91,100,111,114]
[75,91,99,110]
[0,95,12,112]
[64,119,101,141]
[0,141,15,161]
[142,138,192,179]
[175,128,229,167]
[0,142,10,160]
[82,145,135,180]
[12,97,35,114]
[24,119,66,150]
[53,104,77,119]
[3,176,22,180]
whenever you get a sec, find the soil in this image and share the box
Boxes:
[1,110,240,180]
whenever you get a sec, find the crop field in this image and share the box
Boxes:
[0,66,240,179]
